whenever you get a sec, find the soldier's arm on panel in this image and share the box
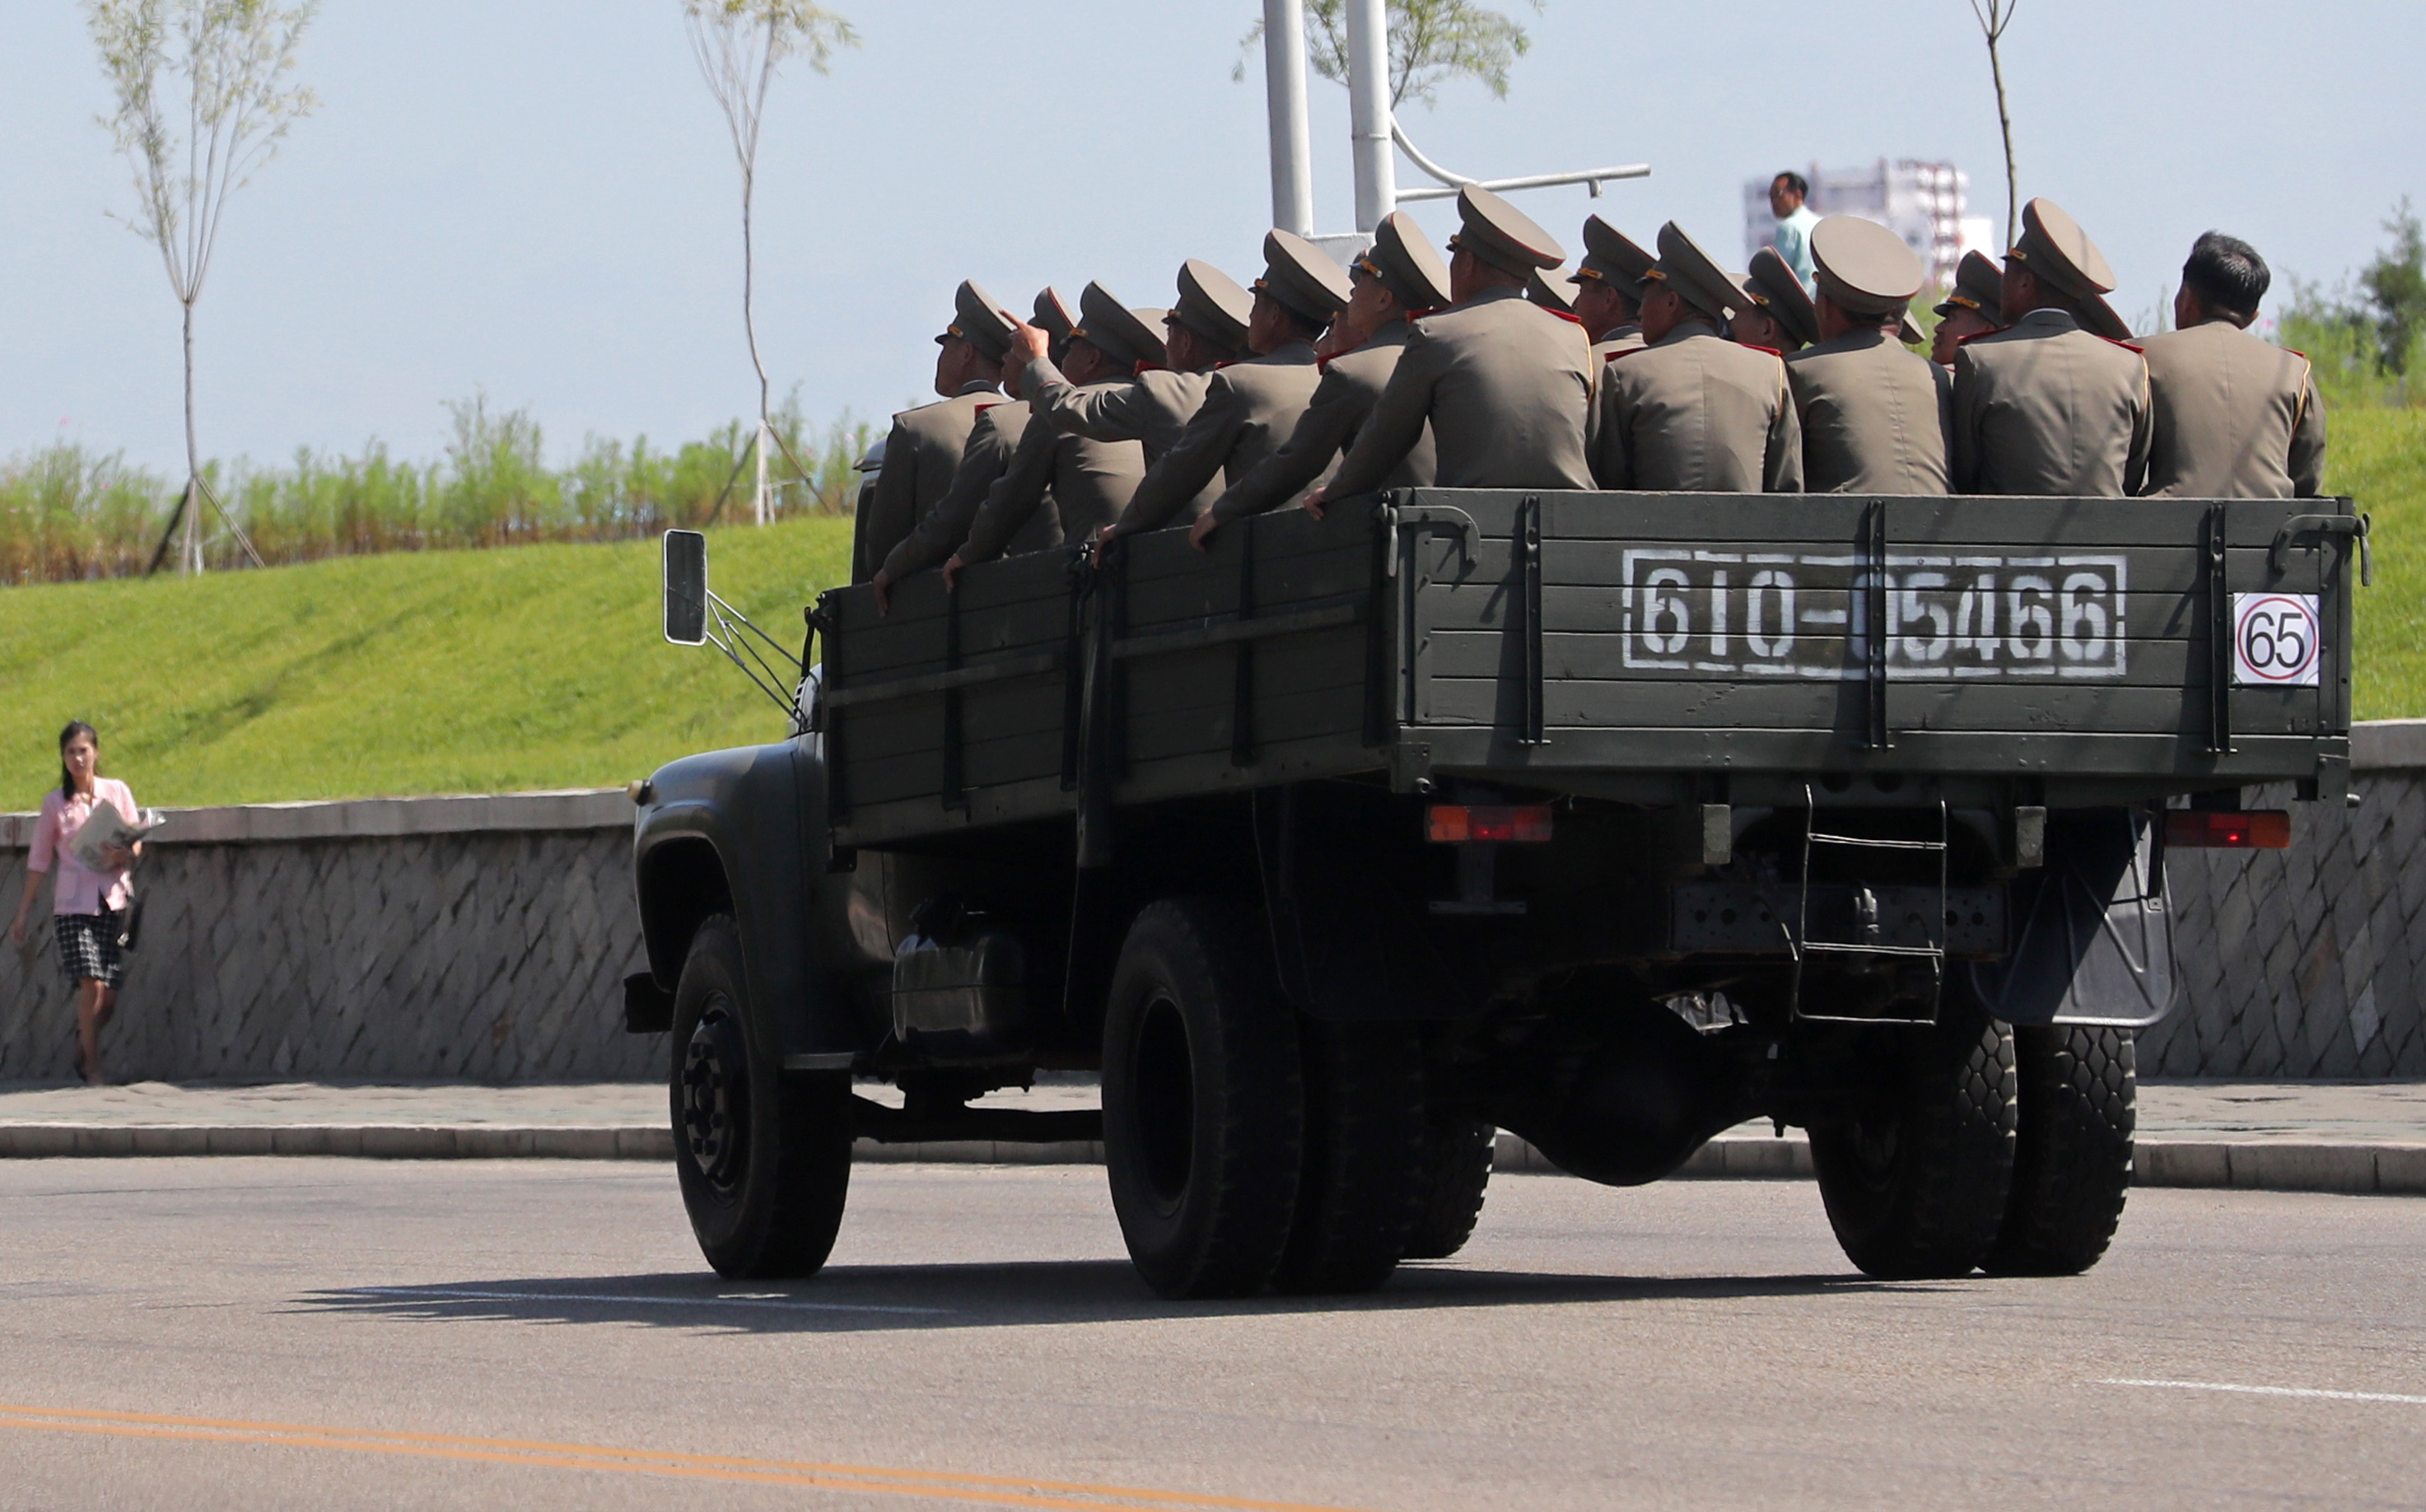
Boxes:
[954,413,1060,568]
[1206,366,1363,525]
[879,404,1023,583]
[856,416,921,583]
[1109,377,1246,537]
[2290,362,2327,497]
[1318,334,1438,504]
[1028,356,1145,443]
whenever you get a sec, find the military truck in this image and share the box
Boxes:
[624,488,2364,1298]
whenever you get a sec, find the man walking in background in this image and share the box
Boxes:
[1766,171,1822,291]
[2138,232,2326,497]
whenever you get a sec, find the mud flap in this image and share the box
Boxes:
[1970,808,2177,1029]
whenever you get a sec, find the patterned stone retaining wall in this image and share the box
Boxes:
[5,727,2424,1084]
[2,791,658,1083]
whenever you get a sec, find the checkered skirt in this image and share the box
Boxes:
[53,911,124,990]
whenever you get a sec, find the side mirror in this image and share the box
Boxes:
[663,530,708,646]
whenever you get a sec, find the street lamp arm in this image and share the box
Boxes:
[1392,122,1477,187]
[1396,164,1652,202]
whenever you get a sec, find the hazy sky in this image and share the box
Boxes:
[2,1,2414,474]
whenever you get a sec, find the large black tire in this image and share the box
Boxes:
[1101,898,1305,1300]
[1984,1025,2135,1276]
[1272,1019,1428,1294]
[669,915,853,1279]
[1400,1113,1495,1261]
[1808,999,2016,1280]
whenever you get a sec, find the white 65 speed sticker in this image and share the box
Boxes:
[2232,593,2321,686]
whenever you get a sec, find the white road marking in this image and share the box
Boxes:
[2098,1378,2426,1407]
[336,1286,945,1316]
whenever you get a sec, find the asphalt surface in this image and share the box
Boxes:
[2,1160,2423,1511]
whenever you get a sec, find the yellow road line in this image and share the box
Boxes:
[0,1403,1388,1512]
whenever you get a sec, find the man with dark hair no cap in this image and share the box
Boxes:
[2137,232,2326,497]
[948,285,1151,579]
[1951,198,2151,496]
[1107,231,1349,538]
[1785,217,1952,494]
[1309,186,1594,513]
[856,281,1010,582]
[1192,212,1454,547]
[1589,222,1801,492]
[873,282,1030,609]
[1930,250,2006,368]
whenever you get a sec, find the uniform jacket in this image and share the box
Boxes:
[856,383,997,582]
[1785,330,1952,495]
[2136,318,2326,498]
[1589,321,1803,492]
[1113,340,1324,535]
[1024,359,1212,468]
[879,400,1029,580]
[958,401,1147,564]
[1951,309,2152,496]
[1208,320,1435,525]
[1329,285,1594,497]
[1590,324,1646,372]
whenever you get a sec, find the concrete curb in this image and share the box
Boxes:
[2,1126,2421,1195]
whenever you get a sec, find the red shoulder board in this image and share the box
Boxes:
[2284,348,2308,358]
[1542,308,1585,326]
[1132,361,1164,376]
[1407,306,1444,321]
[1740,343,1782,357]
[1607,345,1652,362]
[1315,353,1336,373]
[1213,359,1239,370]
[2097,337,2144,354]
[973,401,1004,414]
[1954,328,1999,348]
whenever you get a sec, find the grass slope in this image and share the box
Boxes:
[1,409,2419,810]
[0,517,850,810]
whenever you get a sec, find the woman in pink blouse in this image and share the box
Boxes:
[7,721,141,1085]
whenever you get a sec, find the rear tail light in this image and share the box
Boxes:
[1425,805,1553,843]
[2164,810,2290,849]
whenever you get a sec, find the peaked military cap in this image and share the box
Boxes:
[1359,211,1453,310]
[1255,230,1353,324]
[1578,216,1654,301]
[1071,282,1166,371]
[1649,222,1744,324]
[1810,216,1924,320]
[936,278,1017,363]
[1032,287,1076,346]
[2008,197,2116,299]
[1743,247,1821,346]
[1526,268,1578,315]
[1934,250,2004,320]
[1171,259,1254,351]
[1450,184,1565,277]
[2083,291,2135,343]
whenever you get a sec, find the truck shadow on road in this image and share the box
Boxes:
[291,1261,1945,1335]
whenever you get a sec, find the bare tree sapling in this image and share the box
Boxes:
[1969,0,2021,250]
[87,0,318,576]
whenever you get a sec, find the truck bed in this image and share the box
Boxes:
[813,491,2358,850]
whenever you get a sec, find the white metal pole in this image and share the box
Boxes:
[1262,0,1314,236]
[1345,0,1394,233]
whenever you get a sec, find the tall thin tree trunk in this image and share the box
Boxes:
[182,296,203,575]
[740,161,771,527]
[1986,22,2018,248]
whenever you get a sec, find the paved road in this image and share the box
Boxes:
[2,1160,2422,1511]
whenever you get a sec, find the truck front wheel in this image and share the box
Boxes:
[1101,898,1305,1300]
[1984,1025,2135,1276]
[669,914,853,1279]
[1808,998,2017,1280]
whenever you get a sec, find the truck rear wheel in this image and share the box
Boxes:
[1808,999,2016,1281]
[1101,898,1304,1300]
[669,915,853,1279]
[1400,1113,1495,1261]
[1272,1020,1428,1294]
[1984,1025,2135,1276]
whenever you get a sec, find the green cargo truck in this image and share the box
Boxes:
[625,489,2364,1298]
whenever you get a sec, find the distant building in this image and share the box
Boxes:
[1744,160,1995,292]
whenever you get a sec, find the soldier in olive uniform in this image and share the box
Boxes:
[1731,248,1819,354]
[1107,232,1351,539]
[1951,198,2152,497]
[1007,260,1248,526]
[1784,217,1952,495]
[1589,222,1802,492]
[872,282,1029,608]
[1575,217,1654,362]
[1192,212,1455,548]
[854,281,1010,582]
[1929,250,2005,368]
[948,287,1154,581]
[1526,268,1579,316]
[1309,186,1595,510]
[2137,233,2326,497]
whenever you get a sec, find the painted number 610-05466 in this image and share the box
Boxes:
[2232,593,2322,687]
